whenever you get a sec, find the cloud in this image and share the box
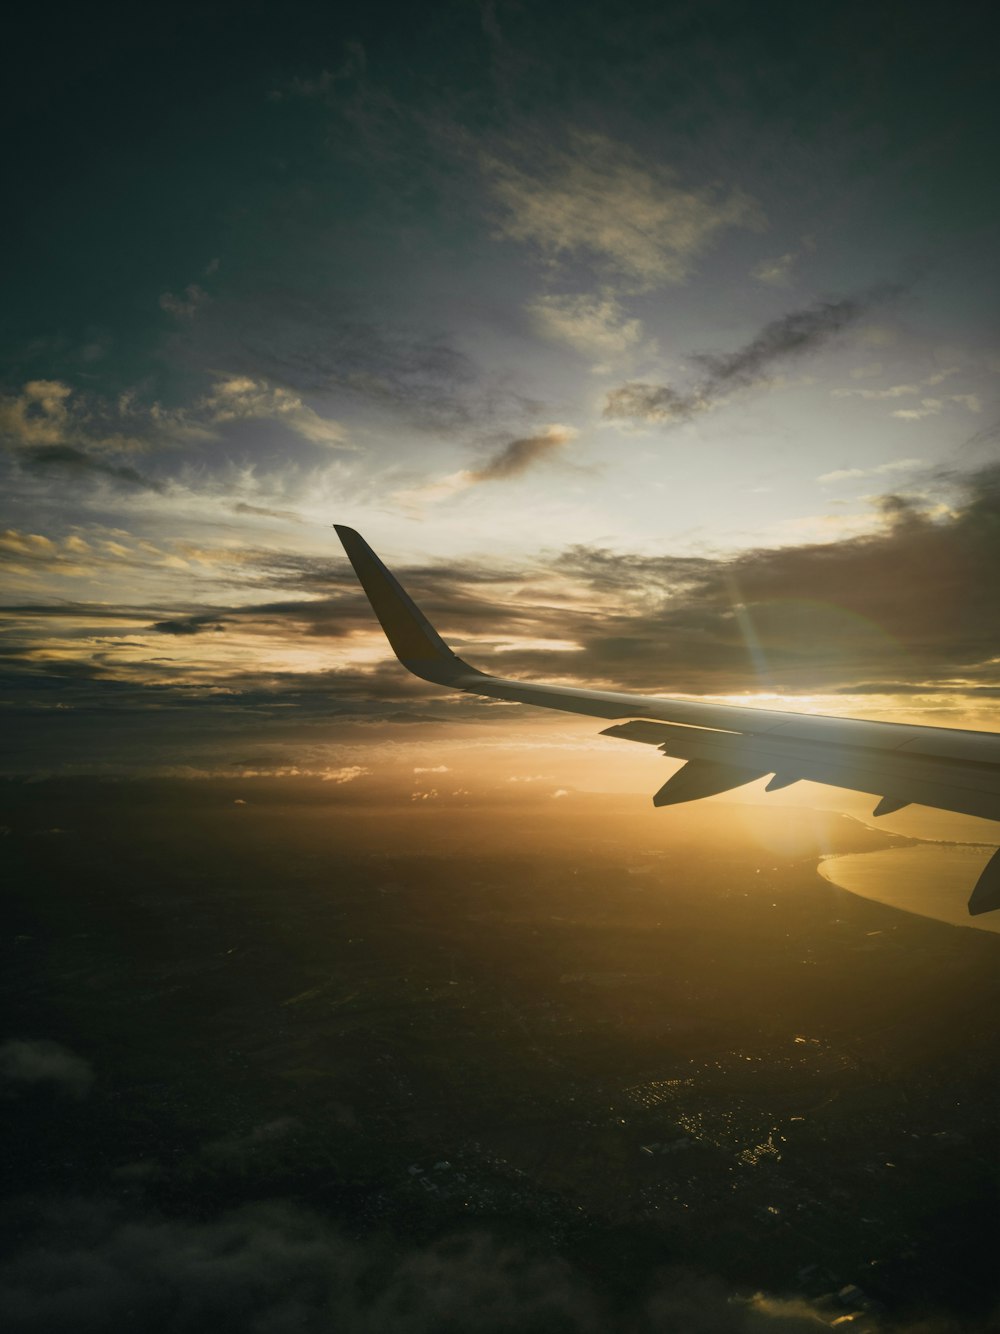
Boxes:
[528,294,644,359]
[0,380,73,446]
[539,465,1000,696]
[396,424,577,505]
[891,399,942,421]
[831,368,980,419]
[468,424,576,482]
[0,1039,94,1098]
[750,236,815,288]
[18,444,165,492]
[604,288,899,424]
[200,376,350,449]
[4,466,1000,774]
[321,765,367,783]
[158,283,210,319]
[233,502,303,522]
[485,130,763,290]
[818,458,923,483]
[832,383,921,400]
[151,614,227,636]
[950,394,982,413]
[0,527,138,580]
[0,380,168,490]
[0,1197,927,1334]
[694,291,897,392]
[750,251,798,287]
[0,381,213,484]
[201,1117,301,1166]
[603,381,705,425]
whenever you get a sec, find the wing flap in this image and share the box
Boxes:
[601,718,1000,822]
[653,760,769,807]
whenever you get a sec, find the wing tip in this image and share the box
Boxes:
[334,523,480,686]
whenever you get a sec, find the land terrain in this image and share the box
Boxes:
[2,778,999,1330]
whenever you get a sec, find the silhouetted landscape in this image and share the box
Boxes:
[3,778,999,1330]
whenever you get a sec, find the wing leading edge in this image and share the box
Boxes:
[334,525,1000,914]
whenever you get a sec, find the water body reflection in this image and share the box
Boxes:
[819,844,1000,935]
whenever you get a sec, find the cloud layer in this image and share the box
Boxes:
[0,1196,952,1334]
[2,466,999,778]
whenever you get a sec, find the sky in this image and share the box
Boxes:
[2,0,999,785]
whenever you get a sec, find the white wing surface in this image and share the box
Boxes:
[335,525,1000,915]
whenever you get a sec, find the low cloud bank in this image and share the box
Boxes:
[0,1197,967,1333]
[0,1040,94,1099]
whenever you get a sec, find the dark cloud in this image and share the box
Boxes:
[534,464,1000,695]
[0,1039,94,1099]
[0,652,492,778]
[17,445,164,492]
[604,288,900,424]
[233,502,303,522]
[151,616,228,636]
[693,288,899,389]
[468,425,575,483]
[148,596,362,640]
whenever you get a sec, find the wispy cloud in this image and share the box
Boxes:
[749,235,814,287]
[396,424,577,505]
[485,130,763,290]
[528,293,644,359]
[159,283,210,320]
[891,395,980,421]
[750,251,798,287]
[828,366,981,423]
[831,383,921,400]
[201,376,351,449]
[818,458,923,483]
[604,288,898,424]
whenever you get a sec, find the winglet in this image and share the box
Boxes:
[334,525,483,686]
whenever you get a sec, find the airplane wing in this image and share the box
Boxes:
[334,525,1000,915]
